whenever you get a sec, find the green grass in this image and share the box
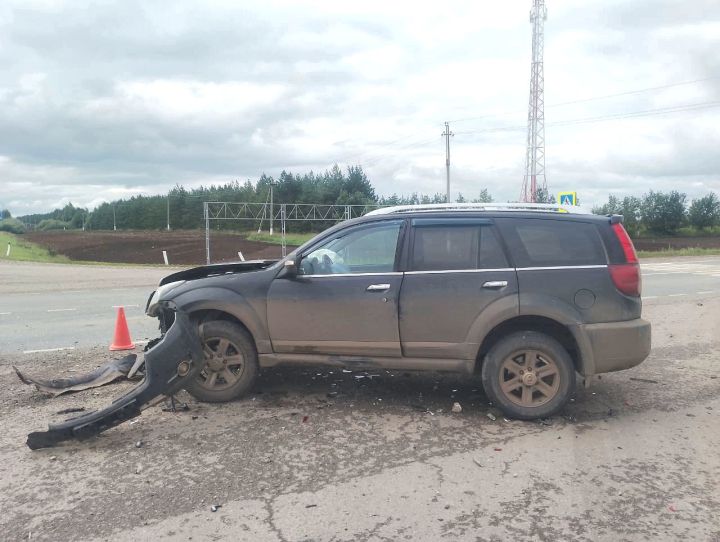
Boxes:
[638,247,720,259]
[0,232,71,263]
[245,231,316,246]
[635,226,720,238]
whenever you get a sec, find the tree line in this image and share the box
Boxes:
[592,191,720,236]
[11,165,719,238]
[15,165,496,233]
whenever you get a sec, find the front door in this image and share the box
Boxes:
[267,220,405,357]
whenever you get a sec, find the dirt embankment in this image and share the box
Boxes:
[25,230,296,265]
[633,236,720,251]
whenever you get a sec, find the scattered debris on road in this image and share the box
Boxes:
[25,311,205,450]
[629,377,660,384]
[210,504,222,512]
[13,354,138,396]
[451,402,462,413]
[55,407,86,415]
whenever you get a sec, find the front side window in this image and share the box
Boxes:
[410,224,508,271]
[299,221,402,275]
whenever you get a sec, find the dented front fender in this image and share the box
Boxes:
[26,310,205,450]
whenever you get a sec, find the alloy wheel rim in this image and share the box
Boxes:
[498,349,560,407]
[197,336,246,391]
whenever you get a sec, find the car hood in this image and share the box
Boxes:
[159,260,278,286]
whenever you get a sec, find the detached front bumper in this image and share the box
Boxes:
[26,310,205,450]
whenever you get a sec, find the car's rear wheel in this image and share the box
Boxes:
[481,331,575,420]
[185,320,258,403]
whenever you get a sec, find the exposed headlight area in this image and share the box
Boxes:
[146,280,185,316]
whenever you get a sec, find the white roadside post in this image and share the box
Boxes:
[237,251,245,261]
[6,243,10,257]
[162,250,169,266]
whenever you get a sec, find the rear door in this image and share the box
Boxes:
[398,218,518,359]
[495,218,632,323]
[267,219,405,357]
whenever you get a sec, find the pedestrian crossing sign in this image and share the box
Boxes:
[558,192,577,206]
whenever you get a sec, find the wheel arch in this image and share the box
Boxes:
[474,315,591,375]
[191,309,255,344]
[170,286,271,354]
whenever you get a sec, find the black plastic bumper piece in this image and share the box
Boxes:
[26,311,205,450]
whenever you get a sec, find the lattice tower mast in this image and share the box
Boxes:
[521,0,548,203]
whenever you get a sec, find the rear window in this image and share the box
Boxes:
[410,224,508,271]
[497,218,606,267]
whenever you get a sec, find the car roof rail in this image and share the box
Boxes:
[364,202,592,216]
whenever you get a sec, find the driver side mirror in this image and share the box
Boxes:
[278,258,298,279]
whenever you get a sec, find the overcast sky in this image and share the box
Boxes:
[1,0,719,215]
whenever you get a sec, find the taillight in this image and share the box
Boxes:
[609,264,641,296]
[612,223,638,263]
[609,222,641,296]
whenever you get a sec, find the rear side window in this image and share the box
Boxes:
[497,218,606,267]
[410,224,508,271]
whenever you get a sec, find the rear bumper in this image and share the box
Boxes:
[580,318,651,374]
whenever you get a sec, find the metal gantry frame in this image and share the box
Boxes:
[202,202,387,263]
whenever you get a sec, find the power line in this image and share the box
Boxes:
[548,76,720,108]
[454,100,720,136]
[448,76,720,124]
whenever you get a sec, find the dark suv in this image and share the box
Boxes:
[146,204,651,420]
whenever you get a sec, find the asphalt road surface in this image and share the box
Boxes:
[0,258,719,541]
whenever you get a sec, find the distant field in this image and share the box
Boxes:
[638,247,720,258]
[0,231,71,263]
[23,230,297,266]
[6,228,720,266]
[245,231,315,246]
[632,235,720,252]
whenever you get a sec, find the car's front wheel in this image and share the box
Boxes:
[481,331,575,420]
[185,320,258,403]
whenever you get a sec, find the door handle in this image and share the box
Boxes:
[482,280,508,289]
[366,283,391,292]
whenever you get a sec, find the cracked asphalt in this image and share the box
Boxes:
[1,262,719,541]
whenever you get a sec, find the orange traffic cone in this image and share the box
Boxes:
[110,307,135,351]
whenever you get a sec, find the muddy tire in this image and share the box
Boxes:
[185,320,258,403]
[481,331,575,420]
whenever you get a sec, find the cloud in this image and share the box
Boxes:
[0,0,718,215]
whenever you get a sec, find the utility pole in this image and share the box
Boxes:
[166,195,170,231]
[521,0,548,203]
[269,182,274,235]
[442,121,454,203]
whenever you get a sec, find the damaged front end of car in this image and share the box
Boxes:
[26,307,205,450]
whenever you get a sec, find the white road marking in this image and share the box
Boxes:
[643,296,658,299]
[0,311,11,315]
[23,346,76,354]
[697,290,716,294]
[112,304,139,309]
[47,308,77,312]
[135,339,149,345]
[668,293,686,297]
